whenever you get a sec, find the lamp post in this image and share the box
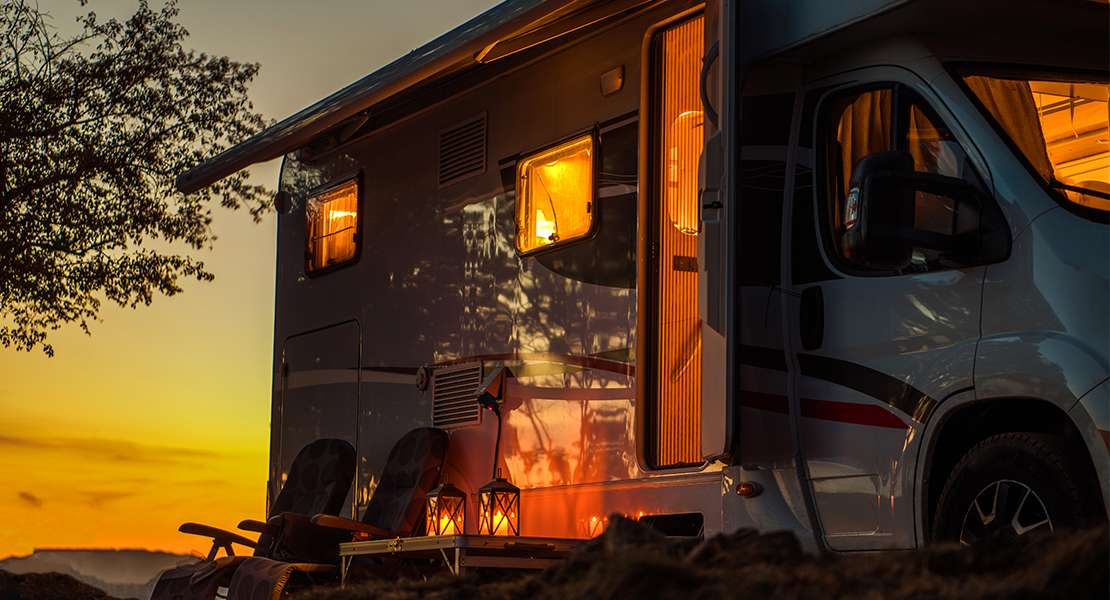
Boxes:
[474,367,520,536]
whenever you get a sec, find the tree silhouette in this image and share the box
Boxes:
[1,0,272,355]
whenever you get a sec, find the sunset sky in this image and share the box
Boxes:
[0,0,500,559]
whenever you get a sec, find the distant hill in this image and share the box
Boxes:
[0,548,200,600]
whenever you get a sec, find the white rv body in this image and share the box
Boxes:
[180,0,1109,551]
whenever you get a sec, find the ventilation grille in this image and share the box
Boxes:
[432,363,483,428]
[438,113,487,188]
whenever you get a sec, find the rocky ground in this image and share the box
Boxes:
[3,517,1106,600]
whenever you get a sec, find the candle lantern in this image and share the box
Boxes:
[478,469,520,536]
[425,478,466,536]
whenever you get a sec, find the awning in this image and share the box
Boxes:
[176,0,583,194]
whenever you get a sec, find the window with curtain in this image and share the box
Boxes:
[962,72,1109,213]
[305,176,359,274]
[514,133,595,256]
[824,85,973,273]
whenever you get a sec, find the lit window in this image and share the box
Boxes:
[963,73,1108,213]
[665,110,704,234]
[515,133,595,255]
[305,177,359,273]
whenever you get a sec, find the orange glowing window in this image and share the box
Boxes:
[305,177,359,274]
[665,110,704,233]
[515,133,595,255]
[963,73,1109,213]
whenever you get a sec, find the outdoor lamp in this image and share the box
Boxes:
[478,469,520,536]
[476,367,508,482]
[425,477,466,536]
[474,367,519,535]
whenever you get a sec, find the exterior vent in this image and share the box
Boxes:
[438,113,487,188]
[431,363,483,428]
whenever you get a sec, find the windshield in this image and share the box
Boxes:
[961,70,1109,213]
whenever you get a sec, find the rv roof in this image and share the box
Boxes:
[753,0,1109,65]
[177,0,1106,194]
[176,0,591,195]
[178,0,928,195]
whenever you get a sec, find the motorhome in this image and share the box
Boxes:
[178,0,1109,551]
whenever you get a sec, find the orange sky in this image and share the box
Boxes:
[1,0,501,560]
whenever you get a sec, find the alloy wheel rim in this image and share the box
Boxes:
[959,479,1053,545]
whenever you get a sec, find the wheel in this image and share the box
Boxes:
[932,432,1095,544]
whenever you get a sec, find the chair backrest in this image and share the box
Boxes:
[361,427,448,537]
[259,438,356,556]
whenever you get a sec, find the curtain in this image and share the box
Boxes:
[964,75,1053,181]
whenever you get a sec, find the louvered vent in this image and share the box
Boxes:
[438,113,487,188]
[431,363,484,428]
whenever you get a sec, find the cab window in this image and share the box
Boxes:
[822,85,975,273]
[961,71,1109,214]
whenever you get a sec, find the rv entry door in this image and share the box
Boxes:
[278,321,361,518]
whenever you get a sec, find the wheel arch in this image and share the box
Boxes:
[920,395,1105,541]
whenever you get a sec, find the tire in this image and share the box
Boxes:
[932,432,1095,544]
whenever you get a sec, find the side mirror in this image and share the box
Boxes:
[842,151,993,271]
[842,152,916,270]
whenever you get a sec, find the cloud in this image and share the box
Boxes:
[0,434,223,467]
[18,491,43,507]
[80,491,136,507]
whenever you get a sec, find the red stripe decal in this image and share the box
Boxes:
[1100,430,1109,453]
[801,398,909,430]
[739,391,790,415]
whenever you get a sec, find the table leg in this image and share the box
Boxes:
[340,555,352,587]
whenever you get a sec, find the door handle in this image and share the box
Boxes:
[800,286,824,351]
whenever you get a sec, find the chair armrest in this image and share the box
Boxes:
[238,519,279,535]
[310,514,397,538]
[178,522,257,549]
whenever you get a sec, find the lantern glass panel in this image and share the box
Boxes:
[478,477,520,536]
[425,482,466,536]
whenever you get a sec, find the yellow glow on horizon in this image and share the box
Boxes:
[0,419,268,558]
[0,206,274,560]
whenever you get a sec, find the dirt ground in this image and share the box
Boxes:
[297,517,1108,600]
[2,517,1106,600]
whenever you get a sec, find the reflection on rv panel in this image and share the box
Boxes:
[179,0,1109,550]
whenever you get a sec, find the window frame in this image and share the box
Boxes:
[513,129,600,258]
[304,170,362,277]
[814,81,989,277]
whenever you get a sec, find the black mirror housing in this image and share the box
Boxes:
[842,151,1004,271]
[842,152,916,270]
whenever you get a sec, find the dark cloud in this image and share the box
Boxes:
[18,491,43,507]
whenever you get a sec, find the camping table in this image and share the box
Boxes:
[338,534,586,581]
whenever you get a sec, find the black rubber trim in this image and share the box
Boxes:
[359,366,419,375]
[737,345,789,373]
